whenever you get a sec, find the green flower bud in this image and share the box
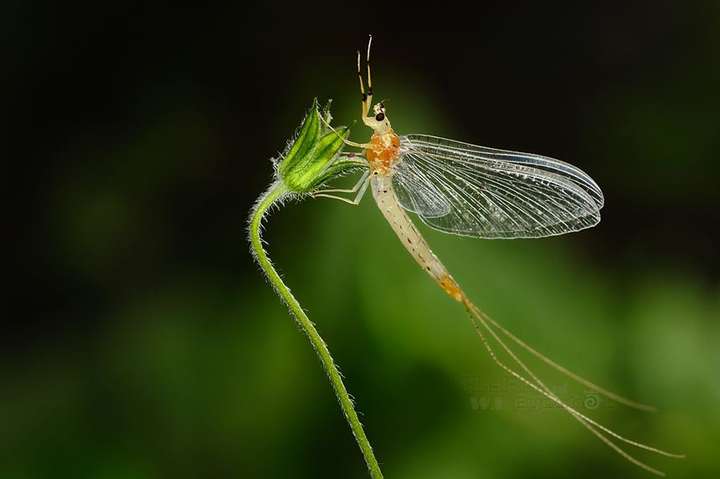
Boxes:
[276,99,352,193]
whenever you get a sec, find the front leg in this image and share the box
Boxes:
[358,50,372,120]
[318,113,372,149]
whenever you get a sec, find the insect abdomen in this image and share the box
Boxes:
[371,174,464,303]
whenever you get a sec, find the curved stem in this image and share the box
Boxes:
[248,181,383,479]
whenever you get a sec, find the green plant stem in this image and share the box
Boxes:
[249,181,383,479]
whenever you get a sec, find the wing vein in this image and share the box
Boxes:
[390,135,603,239]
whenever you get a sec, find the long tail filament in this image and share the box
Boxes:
[460,296,684,476]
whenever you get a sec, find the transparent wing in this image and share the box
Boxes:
[392,155,451,218]
[393,134,604,239]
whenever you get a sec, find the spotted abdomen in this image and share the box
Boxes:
[371,173,464,302]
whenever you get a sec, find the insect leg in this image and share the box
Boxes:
[336,152,365,162]
[351,173,371,203]
[312,175,370,206]
[312,193,362,206]
[318,111,372,149]
[357,50,370,119]
[365,34,373,100]
[314,170,370,194]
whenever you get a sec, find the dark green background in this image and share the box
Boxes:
[7,4,719,478]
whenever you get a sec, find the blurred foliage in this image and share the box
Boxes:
[6,9,720,479]
[5,97,720,477]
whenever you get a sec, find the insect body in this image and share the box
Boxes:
[359,100,464,300]
[313,36,683,476]
[365,131,399,174]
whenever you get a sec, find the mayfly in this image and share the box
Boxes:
[314,36,684,475]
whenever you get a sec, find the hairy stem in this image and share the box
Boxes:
[248,180,383,479]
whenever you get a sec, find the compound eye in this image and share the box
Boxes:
[375,112,385,121]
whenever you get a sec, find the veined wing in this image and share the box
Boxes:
[392,153,451,218]
[393,134,604,239]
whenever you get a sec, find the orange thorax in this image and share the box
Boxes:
[365,131,400,173]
